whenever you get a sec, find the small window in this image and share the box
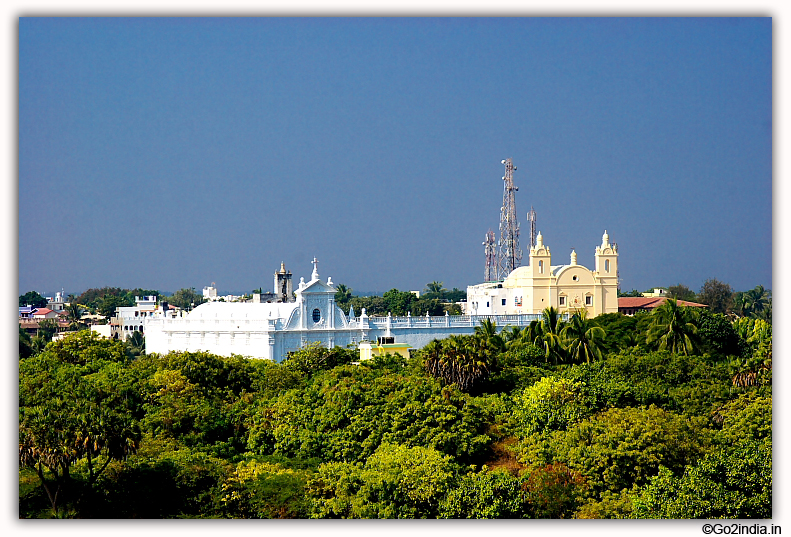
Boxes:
[585,296,592,306]
[559,296,566,306]
[515,296,522,307]
[312,308,321,323]
[572,275,579,281]
[486,301,489,308]
[502,298,506,306]
[605,259,610,272]
[538,260,544,274]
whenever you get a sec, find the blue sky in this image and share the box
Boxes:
[18,17,772,297]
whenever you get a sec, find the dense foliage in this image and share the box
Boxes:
[334,283,463,317]
[19,298,771,519]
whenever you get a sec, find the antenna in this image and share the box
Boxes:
[483,229,497,282]
[496,158,522,279]
[526,206,537,253]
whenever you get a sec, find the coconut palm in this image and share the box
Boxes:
[534,307,566,364]
[425,281,446,295]
[732,292,748,317]
[561,310,606,363]
[756,301,772,323]
[65,303,86,331]
[474,318,505,354]
[743,285,770,318]
[125,331,145,357]
[646,298,700,356]
[29,334,49,354]
[334,284,353,305]
[502,325,531,351]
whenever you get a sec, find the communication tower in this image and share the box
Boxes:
[483,229,497,282]
[526,206,537,252]
[496,158,522,280]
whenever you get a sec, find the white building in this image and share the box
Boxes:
[144,258,544,362]
[109,295,177,340]
[203,285,218,300]
[465,230,619,317]
[47,291,66,312]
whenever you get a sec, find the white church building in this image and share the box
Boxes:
[465,230,619,317]
[144,258,544,362]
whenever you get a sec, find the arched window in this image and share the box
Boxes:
[538,260,544,274]
[312,308,321,323]
[605,259,610,272]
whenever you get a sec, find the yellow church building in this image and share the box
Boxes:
[465,230,619,318]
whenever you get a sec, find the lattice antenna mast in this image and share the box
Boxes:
[527,206,537,252]
[496,158,522,279]
[483,229,497,282]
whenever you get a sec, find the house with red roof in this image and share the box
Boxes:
[618,296,707,316]
[31,308,59,320]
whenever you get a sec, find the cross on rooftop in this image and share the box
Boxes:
[311,257,319,280]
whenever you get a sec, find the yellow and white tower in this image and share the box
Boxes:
[594,230,619,315]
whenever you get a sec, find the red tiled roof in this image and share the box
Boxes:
[32,308,54,315]
[618,297,707,309]
[618,297,663,309]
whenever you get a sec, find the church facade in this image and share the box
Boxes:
[465,231,619,317]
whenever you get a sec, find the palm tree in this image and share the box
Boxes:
[732,292,748,317]
[646,298,700,355]
[65,303,85,331]
[561,310,606,363]
[125,331,145,357]
[756,301,772,323]
[423,335,490,392]
[425,281,446,295]
[502,325,528,350]
[474,318,505,354]
[29,334,49,354]
[334,284,353,305]
[534,307,566,364]
[743,285,770,318]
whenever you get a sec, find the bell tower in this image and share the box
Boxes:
[274,262,293,303]
[594,230,619,314]
[529,231,552,279]
[594,230,618,278]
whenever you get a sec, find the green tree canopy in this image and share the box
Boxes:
[19,333,142,516]
[307,443,459,518]
[698,278,734,314]
[20,290,48,308]
[516,405,711,497]
[36,318,59,342]
[667,284,697,302]
[630,440,771,519]
[617,289,643,298]
[165,288,206,310]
